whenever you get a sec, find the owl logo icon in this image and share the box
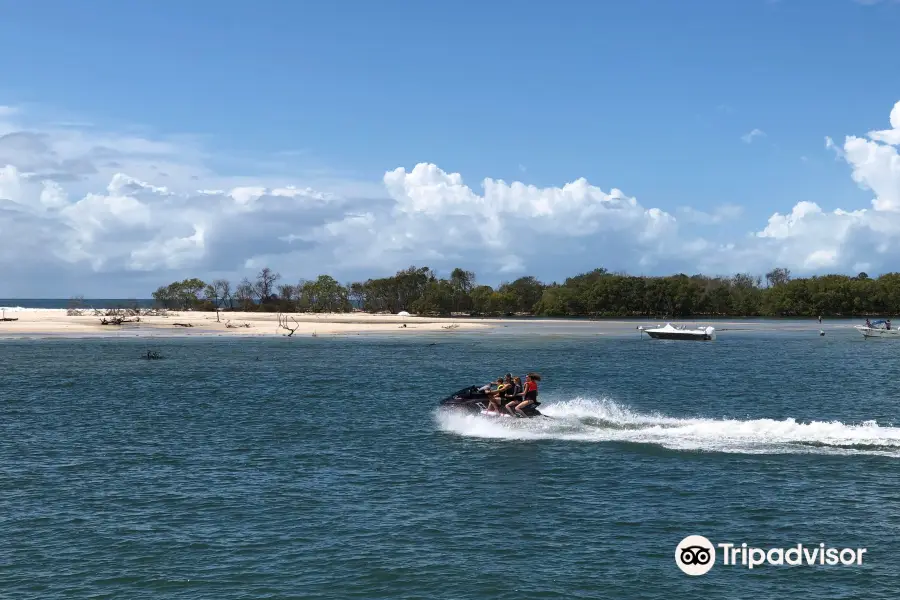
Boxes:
[675,535,715,575]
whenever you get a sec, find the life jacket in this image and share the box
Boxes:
[522,380,537,402]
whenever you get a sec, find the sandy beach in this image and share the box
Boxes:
[0,307,851,339]
[0,308,498,338]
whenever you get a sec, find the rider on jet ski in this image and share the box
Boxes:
[506,373,540,417]
[485,374,514,413]
[504,376,523,405]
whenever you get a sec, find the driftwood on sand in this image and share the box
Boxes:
[84,307,167,318]
[100,316,140,325]
[277,312,300,337]
[96,307,149,326]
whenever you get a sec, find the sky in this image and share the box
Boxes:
[0,0,899,297]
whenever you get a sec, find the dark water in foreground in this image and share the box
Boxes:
[1,332,898,598]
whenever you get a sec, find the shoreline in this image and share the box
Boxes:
[0,308,860,340]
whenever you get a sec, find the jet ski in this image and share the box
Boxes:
[438,385,544,417]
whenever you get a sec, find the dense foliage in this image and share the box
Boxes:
[150,266,898,318]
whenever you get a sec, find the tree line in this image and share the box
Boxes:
[149,265,900,318]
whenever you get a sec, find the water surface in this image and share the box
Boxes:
[0,331,896,598]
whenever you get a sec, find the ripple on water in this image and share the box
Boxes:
[0,334,897,598]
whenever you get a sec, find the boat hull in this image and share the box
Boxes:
[856,326,900,339]
[640,323,716,341]
[644,331,713,341]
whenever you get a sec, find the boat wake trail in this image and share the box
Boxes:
[435,397,900,457]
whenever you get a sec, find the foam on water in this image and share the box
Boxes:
[0,306,55,313]
[436,396,900,457]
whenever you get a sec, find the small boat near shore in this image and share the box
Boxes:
[854,320,899,339]
[638,323,716,341]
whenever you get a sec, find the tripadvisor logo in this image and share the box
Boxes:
[676,535,715,575]
[675,535,867,575]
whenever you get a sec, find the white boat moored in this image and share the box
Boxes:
[638,323,716,341]
[855,320,899,339]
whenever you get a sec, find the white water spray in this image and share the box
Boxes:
[435,397,900,457]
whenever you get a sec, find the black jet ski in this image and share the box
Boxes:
[438,385,544,418]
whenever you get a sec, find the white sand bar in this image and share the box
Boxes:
[0,308,849,339]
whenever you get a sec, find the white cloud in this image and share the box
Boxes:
[2,100,900,295]
[723,100,900,274]
[867,100,900,146]
[741,128,766,143]
[294,163,693,278]
[0,162,345,278]
[839,100,900,211]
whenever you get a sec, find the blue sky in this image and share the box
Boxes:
[0,0,899,295]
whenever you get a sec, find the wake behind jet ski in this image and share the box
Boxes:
[439,373,544,418]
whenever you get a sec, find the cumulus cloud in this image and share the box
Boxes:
[298,98,900,281]
[294,163,709,279]
[866,100,900,147]
[741,128,766,144]
[732,100,900,273]
[1,100,900,296]
[0,105,389,295]
[0,163,343,276]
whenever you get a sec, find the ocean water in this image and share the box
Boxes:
[1,330,897,598]
[0,299,156,310]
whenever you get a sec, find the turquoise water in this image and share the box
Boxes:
[1,331,897,598]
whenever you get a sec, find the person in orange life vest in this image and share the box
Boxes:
[507,373,541,416]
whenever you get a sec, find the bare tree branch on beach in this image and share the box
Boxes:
[218,279,233,310]
[66,295,86,316]
[204,279,232,322]
[277,312,299,337]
